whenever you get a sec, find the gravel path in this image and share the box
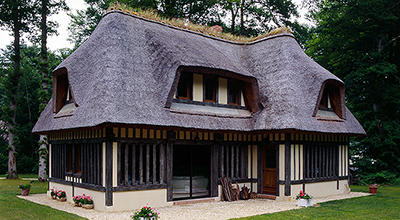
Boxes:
[18,192,370,220]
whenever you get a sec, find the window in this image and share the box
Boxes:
[204,75,217,102]
[52,142,102,186]
[316,82,345,119]
[319,84,336,111]
[228,79,240,105]
[177,72,192,100]
[304,145,338,179]
[66,144,81,174]
[53,68,77,116]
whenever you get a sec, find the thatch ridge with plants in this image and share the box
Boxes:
[106,2,292,44]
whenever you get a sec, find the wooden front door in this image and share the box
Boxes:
[262,146,277,195]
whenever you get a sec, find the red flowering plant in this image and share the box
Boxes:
[295,190,312,200]
[130,204,159,219]
[80,194,94,205]
[56,190,66,198]
[50,188,56,197]
[73,195,83,204]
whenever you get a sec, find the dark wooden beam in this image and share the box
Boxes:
[153,144,157,185]
[132,144,136,185]
[166,142,173,201]
[211,143,219,197]
[105,127,114,206]
[160,143,165,184]
[125,143,129,186]
[284,133,291,196]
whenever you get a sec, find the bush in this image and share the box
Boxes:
[361,170,397,185]
[0,153,7,174]
[16,155,38,174]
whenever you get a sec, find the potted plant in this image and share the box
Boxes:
[50,188,57,199]
[18,184,31,196]
[368,184,378,194]
[56,190,66,202]
[131,204,159,220]
[73,195,82,207]
[295,190,313,207]
[81,195,94,209]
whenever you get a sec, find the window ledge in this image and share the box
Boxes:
[169,102,252,118]
[315,110,344,122]
[54,103,76,118]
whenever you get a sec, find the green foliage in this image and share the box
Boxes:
[0,179,85,219]
[234,186,400,219]
[18,183,31,189]
[67,0,304,48]
[361,171,397,185]
[306,0,400,179]
[0,44,63,174]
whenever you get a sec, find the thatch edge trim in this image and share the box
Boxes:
[104,10,296,45]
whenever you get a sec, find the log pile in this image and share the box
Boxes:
[220,176,239,202]
[239,185,250,200]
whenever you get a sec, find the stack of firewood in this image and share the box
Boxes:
[220,176,239,201]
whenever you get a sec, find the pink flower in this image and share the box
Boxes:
[88,198,91,201]
[301,193,304,197]
[149,213,152,216]
[143,206,147,209]
[57,193,61,196]
[300,190,303,194]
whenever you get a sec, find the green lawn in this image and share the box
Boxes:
[0,175,85,220]
[1,177,399,220]
[233,185,400,220]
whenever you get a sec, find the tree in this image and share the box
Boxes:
[33,0,68,182]
[1,44,65,175]
[306,0,400,182]
[0,0,35,179]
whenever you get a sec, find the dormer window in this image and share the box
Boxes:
[53,68,77,117]
[315,81,345,120]
[319,84,336,111]
[167,66,260,115]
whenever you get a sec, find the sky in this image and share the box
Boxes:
[0,0,309,52]
[0,0,87,52]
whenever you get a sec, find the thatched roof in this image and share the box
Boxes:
[32,11,365,135]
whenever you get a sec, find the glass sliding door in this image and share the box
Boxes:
[173,145,210,200]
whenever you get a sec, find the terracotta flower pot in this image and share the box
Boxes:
[82,204,94,209]
[20,188,30,196]
[369,187,377,194]
[57,197,67,202]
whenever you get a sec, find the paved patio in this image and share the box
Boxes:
[18,192,370,220]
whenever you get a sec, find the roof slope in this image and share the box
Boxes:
[33,11,365,135]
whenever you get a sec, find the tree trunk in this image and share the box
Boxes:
[231,7,236,34]
[38,0,49,182]
[240,0,244,36]
[7,9,21,180]
[38,135,48,181]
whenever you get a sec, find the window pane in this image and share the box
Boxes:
[228,80,239,105]
[177,72,191,99]
[204,76,216,102]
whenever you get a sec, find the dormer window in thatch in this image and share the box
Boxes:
[315,80,345,120]
[167,66,260,115]
[53,68,77,117]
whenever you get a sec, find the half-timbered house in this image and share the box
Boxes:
[32,10,365,211]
